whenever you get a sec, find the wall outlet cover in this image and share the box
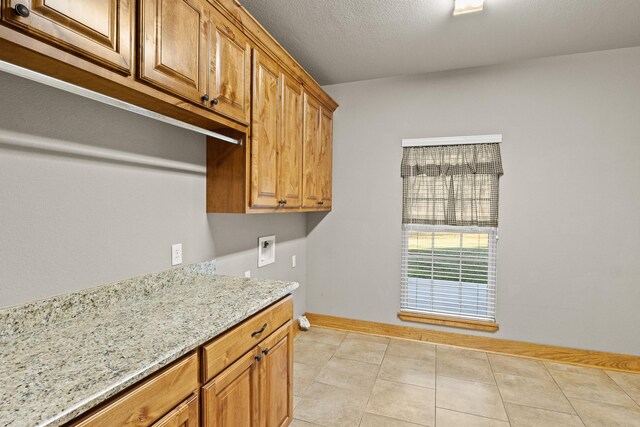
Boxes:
[171,243,183,266]
[258,235,275,267]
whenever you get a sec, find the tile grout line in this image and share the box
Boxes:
[294,329,344,427]
[547,365,640,411]
[356,336,389,426]
[604,370,640,409]
[543,362,586,426]
[487,350,512,426]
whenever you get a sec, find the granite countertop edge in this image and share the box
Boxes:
[45,283,298,427]
[0,261,299,427]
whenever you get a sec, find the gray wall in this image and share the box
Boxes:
[0,72,306,317]
[308,46,640,355]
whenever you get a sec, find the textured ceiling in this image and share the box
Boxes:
[239,0,640,85]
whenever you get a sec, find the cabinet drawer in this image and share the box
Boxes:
[71,353,199,427]
[202,296,292,382]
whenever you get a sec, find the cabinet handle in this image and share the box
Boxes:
[251,323,268,337]
[201,94,209,102]
[211,98,219,106]
[255,354,263,362]
[14,3,30,17]
[262,348,270,355]
[318,200,324,205]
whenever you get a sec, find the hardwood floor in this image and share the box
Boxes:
[292,327,640,426]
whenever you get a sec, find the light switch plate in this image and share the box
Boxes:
[171,243,183,266]
[258,235,275,267]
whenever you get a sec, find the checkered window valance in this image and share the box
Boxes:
[401,143,503,227]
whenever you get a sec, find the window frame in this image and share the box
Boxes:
[399,224,499,332]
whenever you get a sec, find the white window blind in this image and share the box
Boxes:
[401,224,497,322]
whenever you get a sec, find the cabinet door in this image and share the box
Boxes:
[1,0,132,73]
[250,49,281,208]
[140,0,207,103]
[278,74,303,209]
[202,350,260,427]
[319,108,333,208]
[208,9,251,124]
[258,321,293,427]
[302,92,321,208]
[152,393,199,427]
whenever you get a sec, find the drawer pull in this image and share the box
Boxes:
[251,323,268,337]
[255,354,263,362]
[262,348,270,355]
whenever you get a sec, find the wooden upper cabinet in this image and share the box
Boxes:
[302,92,332,210]
[139,0,207,103]
[207,9,251,124]
[302,92,321,208]
[251,49,281,208]
[319,108,333,208]
[202,349,260,427]
[1,0,132,73]
[279,73,303,209]
[258,322,293,427]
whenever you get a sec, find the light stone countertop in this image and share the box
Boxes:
[0,262,298,427]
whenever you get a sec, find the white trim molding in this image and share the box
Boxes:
[402,134,502,147]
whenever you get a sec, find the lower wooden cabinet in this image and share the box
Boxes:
[202,321,293,427]
[258,322,293,427]
[71,353,199,426]
[152,393,199,427]
[69,297,293,427]
[202,348,260,426]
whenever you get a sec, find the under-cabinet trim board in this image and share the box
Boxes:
[0,60,242,145]
[305,312,640,373]
[402,134,502,147]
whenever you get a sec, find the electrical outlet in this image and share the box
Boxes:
[292,255,296,268]
[244,270,251,278]
[171,243,183,266]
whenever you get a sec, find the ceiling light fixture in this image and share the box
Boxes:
[453,0,484,15]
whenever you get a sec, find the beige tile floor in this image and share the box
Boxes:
[291,327,640,427]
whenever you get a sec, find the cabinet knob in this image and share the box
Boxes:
[14,3,30,17]
[255,354,263,362]
[211,98,219,106]
[262,348,270,355]
[201,94,209,102]
[318,200,324,205]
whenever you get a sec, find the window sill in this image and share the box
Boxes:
[397,312,500,332]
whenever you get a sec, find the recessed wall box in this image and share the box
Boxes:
[258,235,275,267]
